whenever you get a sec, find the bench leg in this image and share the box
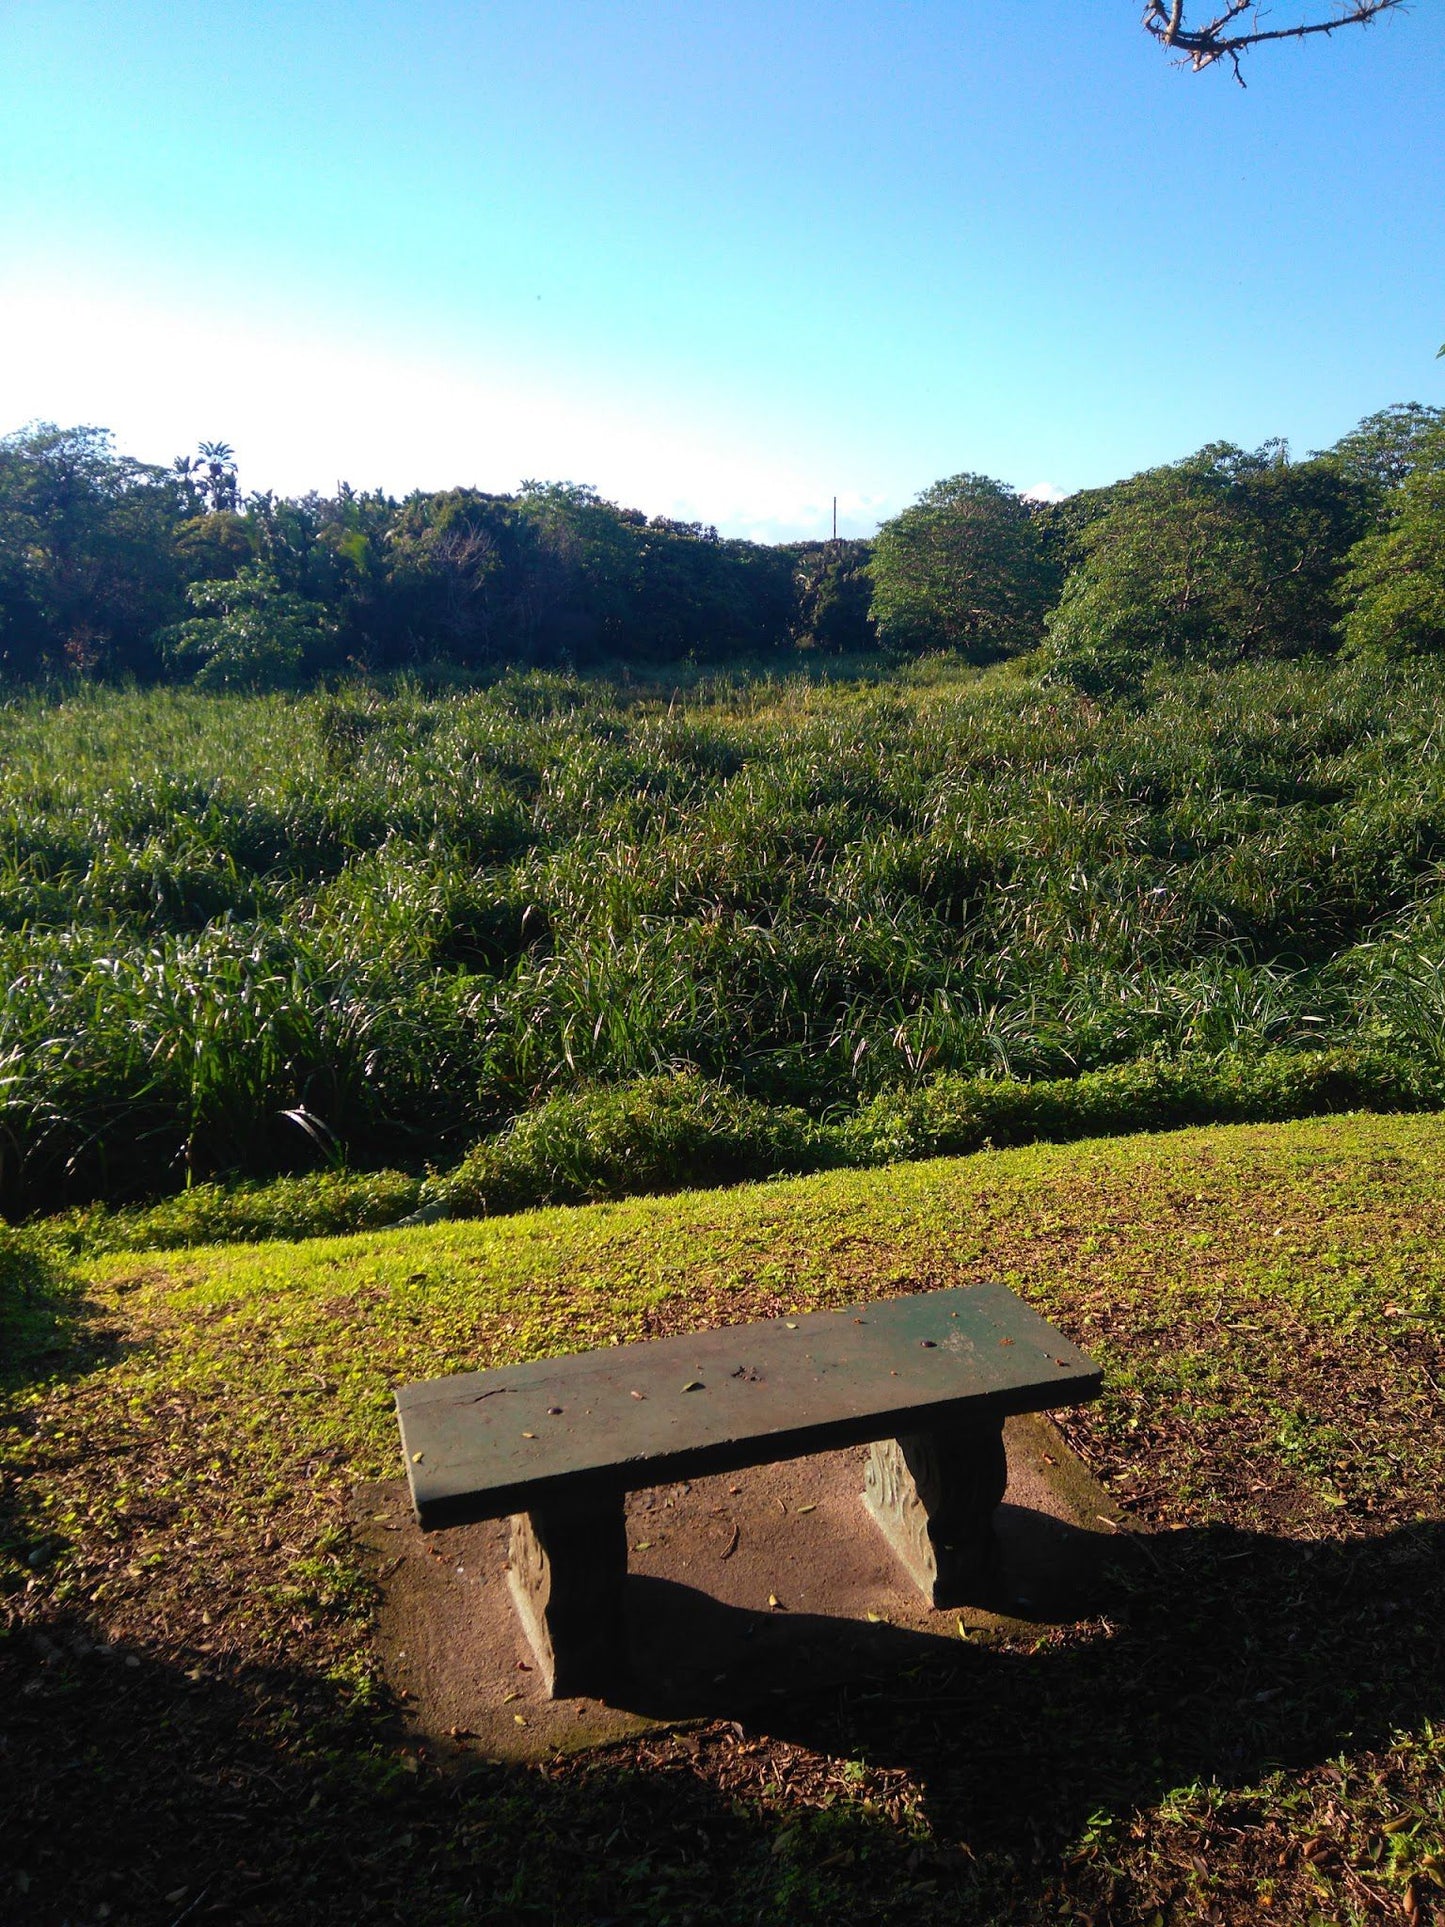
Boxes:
[507,1491,629,1700]
[863,1420,1008,1608]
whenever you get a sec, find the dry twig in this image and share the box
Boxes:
[1142,1,1406,83]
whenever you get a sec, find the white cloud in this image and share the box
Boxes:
[1020,479,1068,503]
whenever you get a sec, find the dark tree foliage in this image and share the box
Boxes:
[171,510,257,587]
[1029,478,1143,581]
[0,407,1432,692]
[0,431,812,685]
[381,487,580,667]
[0,424,188,678]
[622,516,797,662]
[787,540,878,654]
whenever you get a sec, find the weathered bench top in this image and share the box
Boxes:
[397,1282,1099,1530]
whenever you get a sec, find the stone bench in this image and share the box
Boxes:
[394,1281,1101,1697]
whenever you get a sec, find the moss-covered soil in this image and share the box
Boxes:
[3,1113,1444,1924]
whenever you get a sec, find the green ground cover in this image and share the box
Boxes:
[8,655,1445,1219]
[4,1113,1443,1923]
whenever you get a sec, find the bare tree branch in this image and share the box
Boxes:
[1143,1,1407,83]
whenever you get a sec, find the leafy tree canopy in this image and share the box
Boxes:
[160,564,339,690]
[0,422,185,677]
[1338,422,1445,659]
[1039,442,1371,695]
[3,408,1438,692]
[1317,403,1445,497]
[868,473,1059,662]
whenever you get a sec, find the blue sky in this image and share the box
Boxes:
[2,1,1442,539]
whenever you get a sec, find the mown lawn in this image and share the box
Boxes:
[3,1112,1445,1924]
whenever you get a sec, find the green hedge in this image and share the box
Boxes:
[48,1168,422,1257]
[38,1050,1440,1253]
[421,1072,828,1217]
[836,1047,1431,1164]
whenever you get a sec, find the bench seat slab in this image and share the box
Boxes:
[397,1281,1099,1532]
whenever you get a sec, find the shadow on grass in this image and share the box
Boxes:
[3,1520,1442,1924]
[0,1231,123,1402]
[620,1516,1445,1844]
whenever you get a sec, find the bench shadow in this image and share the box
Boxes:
[1,1606,937,1926]
[609,1515,1445,1846]
[4,1517,1442,1923]
[602,1500,1124,1715]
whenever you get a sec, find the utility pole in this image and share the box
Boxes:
[832,496,837,542]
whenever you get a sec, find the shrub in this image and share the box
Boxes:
[422,1072,831,1218]
[837,1048,1433,1166]
[160,564,339,689]
[419,1050,1435,1227]
[50,1168,423,1254]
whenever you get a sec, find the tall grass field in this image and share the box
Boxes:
[6,653,1445,1224]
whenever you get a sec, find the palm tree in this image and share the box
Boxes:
[171,453,204,513]
[197,441,239,514]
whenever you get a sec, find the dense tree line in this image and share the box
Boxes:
[2,403,1442,692]
[865,403,1445,691]
[0,425,878,684]
[1032,406,1445,692]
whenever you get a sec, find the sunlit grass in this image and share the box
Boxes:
[6,1113,1445,1923]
